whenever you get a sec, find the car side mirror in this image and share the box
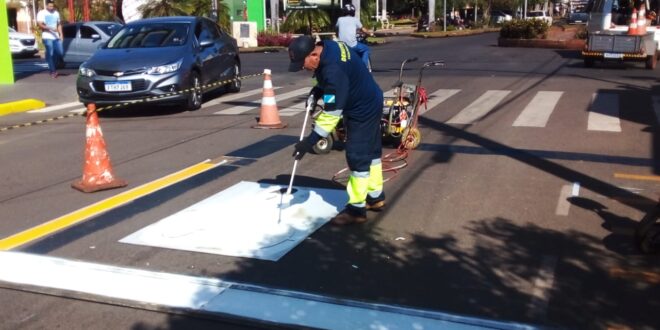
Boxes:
[92,34,101,40]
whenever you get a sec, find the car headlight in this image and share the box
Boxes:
[146,60,182,75]
[79,66,96,77]
[9,36,18,40]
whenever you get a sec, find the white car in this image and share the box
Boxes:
[491,11,513,24]
[525,11,553,25]
[8,27,39,57]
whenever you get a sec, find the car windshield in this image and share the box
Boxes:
[96,23,121,36]
[527,12,543,17]
[9,27,16,32]
[106,22,189,49]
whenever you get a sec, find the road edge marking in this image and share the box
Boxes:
[0,158,229,251]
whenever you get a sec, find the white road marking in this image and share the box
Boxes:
[27,101,81,113]
[214,88,308,115]
[555,184,573,216]
[571,182,581,197]
[651,96,660,125]
[447,90,511,124]
[513,91,563,127]
[201,87,275,109]
[526,255,558,320]
[587,93,621,132]
[420,89,461,115]
[0,251,536,330]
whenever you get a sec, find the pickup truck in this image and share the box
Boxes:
[582,0,659,69]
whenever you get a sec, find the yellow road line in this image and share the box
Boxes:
[0,158,229,251]
[614,173,660,182]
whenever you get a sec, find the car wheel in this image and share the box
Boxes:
[56,58,66,69]
[186,72,202,111]
[227,62,241,93]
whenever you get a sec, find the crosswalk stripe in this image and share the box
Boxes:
[420,89,460,115]
[279,102,306,117]
[201,87,276,109]
[447,90,511,124]
[587,93,621,132]
[513,91,563,127]
[214,88,308,115]
[651,96,660,125]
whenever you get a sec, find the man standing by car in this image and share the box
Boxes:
[37,0,64,78]
[288,35,385,225]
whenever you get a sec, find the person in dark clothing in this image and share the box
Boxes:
[288,35,385,225]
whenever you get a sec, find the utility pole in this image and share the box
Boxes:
[352,0,360,20]
[429,0,436,31]
[211,0,218,20]
[270,0,278,31]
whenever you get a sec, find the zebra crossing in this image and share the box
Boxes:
[26,86,660,130]
[208,86,660,130]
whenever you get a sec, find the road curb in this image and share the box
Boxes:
[0,99,46,116]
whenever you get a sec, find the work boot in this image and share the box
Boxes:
[366,193,386,211]
[331,205,367,225]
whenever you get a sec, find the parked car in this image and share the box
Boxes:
[525,11,553,25]
[76,16,241,111]
[62,21,122,64]
[567,11,589,24]
[490,11,513,24]
[8,27,38,57]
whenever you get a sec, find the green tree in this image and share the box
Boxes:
[138,0,231,31]
[281,7,331,34]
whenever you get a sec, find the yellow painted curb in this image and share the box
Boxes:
[0,99,46,116]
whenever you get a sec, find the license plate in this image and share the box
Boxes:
[604,52,624,59]
[105,81,132,92]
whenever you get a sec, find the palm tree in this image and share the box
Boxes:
[138,0,231,31]
[282,6,331,34]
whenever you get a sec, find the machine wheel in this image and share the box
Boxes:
[584,57,595,68]
[401,127,421,150]
[227,62,241,93]
[313,137,333,154]
[645,52,657,70]
[186,72,202,111]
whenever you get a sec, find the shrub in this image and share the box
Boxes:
[257,31,294,47]
[500,19,549,39]
[574,25,588,39]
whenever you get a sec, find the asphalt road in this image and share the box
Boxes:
[1,33,659,330]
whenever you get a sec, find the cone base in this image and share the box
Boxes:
[251,122,288,129]
[72,178,128,193]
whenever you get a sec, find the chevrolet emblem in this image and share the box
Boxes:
[113,72,124,77]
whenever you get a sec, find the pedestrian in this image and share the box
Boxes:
[335,3,372,69]
[37,0,64,78]
[288,35,385,225]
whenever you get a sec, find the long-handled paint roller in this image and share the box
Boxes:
[279,92,316,208]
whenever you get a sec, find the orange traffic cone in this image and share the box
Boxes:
[72,104,127,193]
[628,8,639,35]
[638,4,648,34]
[252,69,287,129]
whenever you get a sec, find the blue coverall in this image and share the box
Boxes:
[308,40,384,210]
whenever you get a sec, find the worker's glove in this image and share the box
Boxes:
[292,131,322,160]
[293,140,313,160]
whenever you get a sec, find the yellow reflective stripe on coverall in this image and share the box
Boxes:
[347,172,369,206]
[368,161,383,195]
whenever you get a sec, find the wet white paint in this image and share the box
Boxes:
[120,181,346,261]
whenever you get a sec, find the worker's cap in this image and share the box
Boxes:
[288,35,316,72]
